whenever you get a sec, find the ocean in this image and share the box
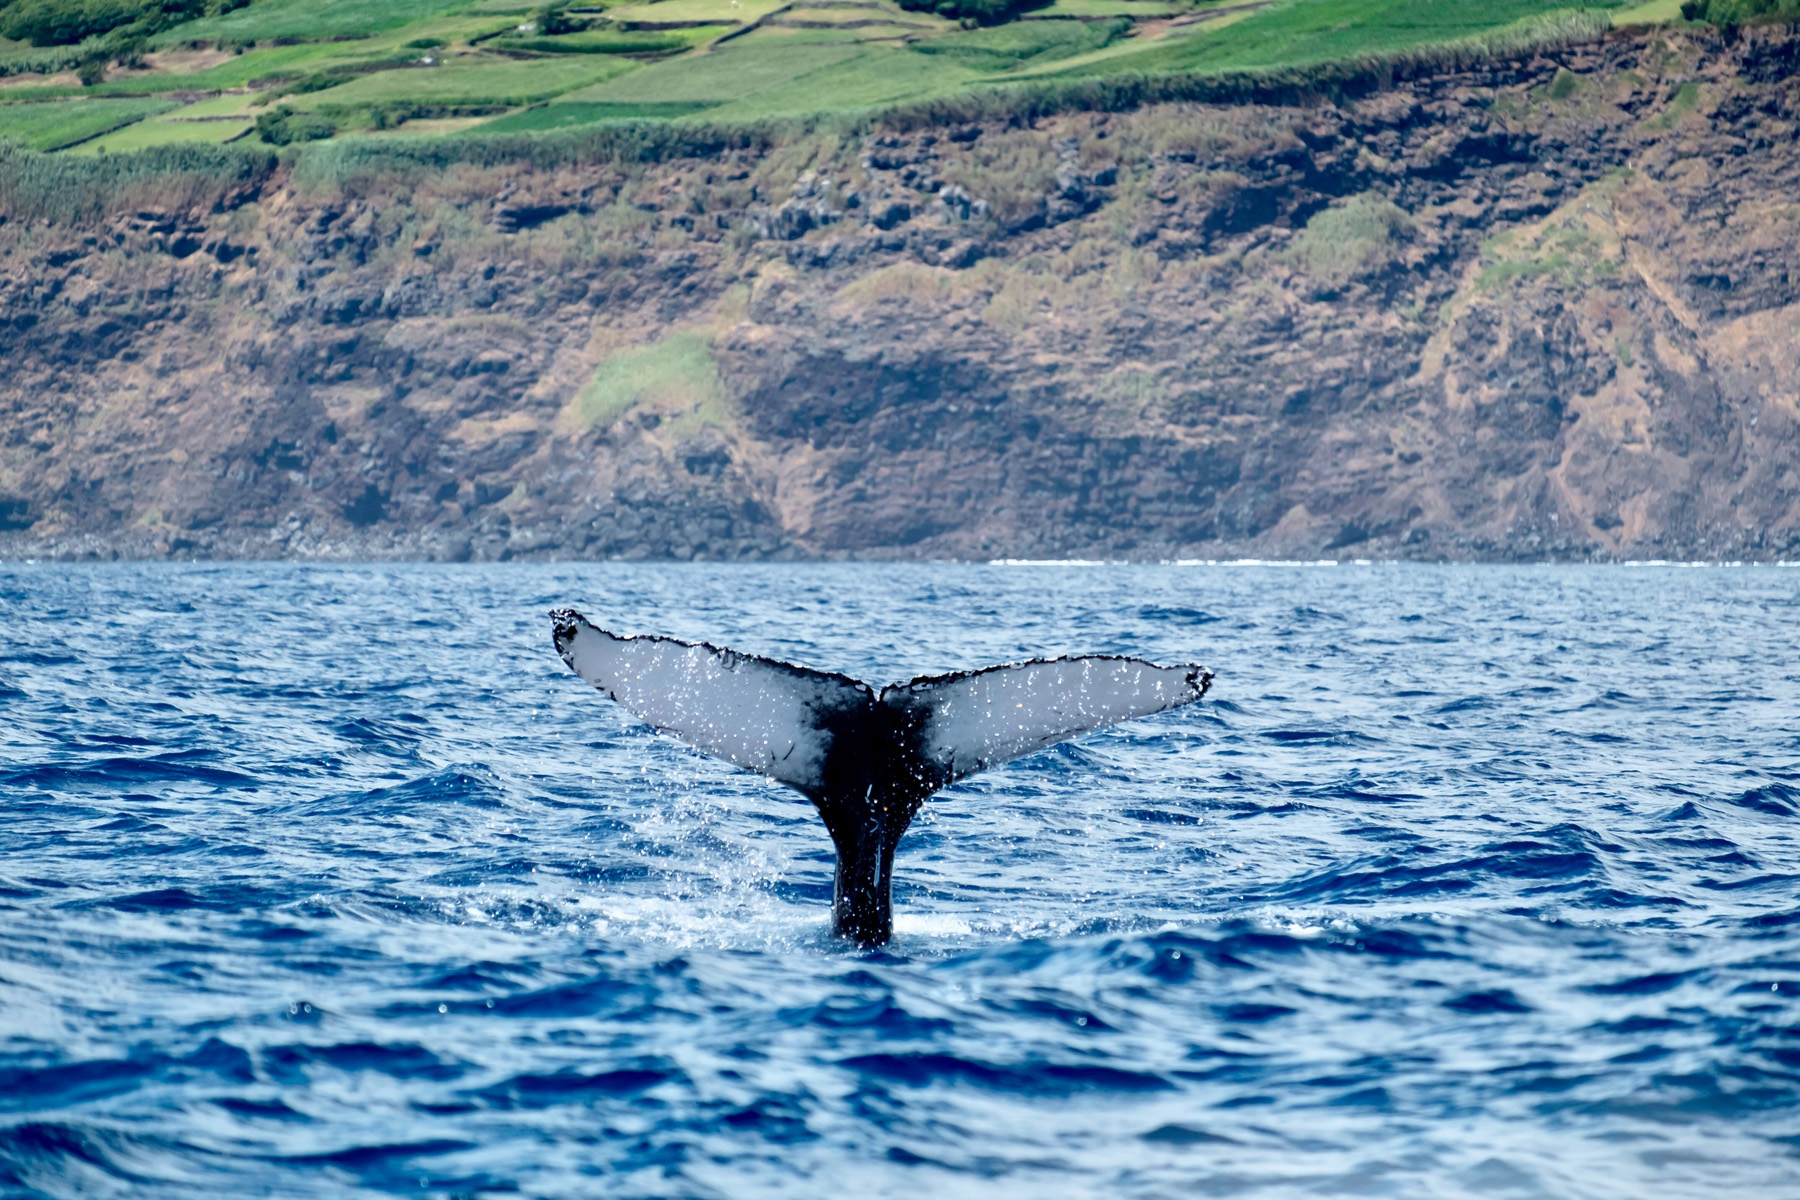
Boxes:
[1,562,1796,1198]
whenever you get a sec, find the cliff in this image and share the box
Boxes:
[3,24,1798,562]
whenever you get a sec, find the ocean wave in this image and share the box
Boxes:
[2,562,1797,1198]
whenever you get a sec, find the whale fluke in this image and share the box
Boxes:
[551,608,1212,947]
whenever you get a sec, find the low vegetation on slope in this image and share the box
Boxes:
[0,0,1740,159]
[3,23,1798,564]
[1679,0,1800,28]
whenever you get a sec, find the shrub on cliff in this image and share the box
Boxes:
[0,0,214,47]
[1288,193,1414,288]
[0,138,275,221]
[894,0,1045,28]
[534,3,585,36]
[255,105,335,146]
[1680,0,1800,28]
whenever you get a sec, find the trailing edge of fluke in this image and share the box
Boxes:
[550,608,1213,947]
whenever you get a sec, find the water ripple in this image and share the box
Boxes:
[0,563,1796,1198]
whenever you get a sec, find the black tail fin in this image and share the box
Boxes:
[552,610,1212,946]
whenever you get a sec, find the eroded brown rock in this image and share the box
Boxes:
[2,26,1798,563]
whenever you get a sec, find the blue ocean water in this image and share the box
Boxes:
[1,562,1797,1199]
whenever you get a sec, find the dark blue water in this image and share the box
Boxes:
[2,563,1797,1199]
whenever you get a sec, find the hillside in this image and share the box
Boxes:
[2,16,1799,561]
[3,1,1651,151]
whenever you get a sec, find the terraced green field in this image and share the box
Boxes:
[73,111,253,154]
[913,18,1134,72]
[0,96,175,150]
[1055,0,1625,77]
[488,26,728,55]
[286,54,640,110]
[606,0,790,20]
[0,0,1702,155]
[480,100,721,131]
[148,0,479,46]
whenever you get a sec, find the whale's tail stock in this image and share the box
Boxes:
[550,609,1212,946]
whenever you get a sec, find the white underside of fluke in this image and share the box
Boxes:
[556,617,869,793]
[886,657,1211,784]
[555,610,1211,793]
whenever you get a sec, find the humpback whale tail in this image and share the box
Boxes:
[550,609,1212,947]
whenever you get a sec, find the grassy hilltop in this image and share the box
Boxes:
[0,0,1715,154]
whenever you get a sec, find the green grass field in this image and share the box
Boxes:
[500,38,908,133]
[100,43,358,95]
[604,0,791,22]
[1026,0,1192,15]
[775,5,926,24]
[149,0,477,47]
[288,54,639,109]
[0,0,1712,156]
[47,89,264,152]
[480,100,722,132]
[488,26,729,55]
[1610,0,1685,21]
[0,97,176,150]
[155,91,265,119]
[73,114,253,154]
[0,43,349,101]
[712,46,983,118]
[914,18,1133,72]
[564,40,867,105]
[557,39,981,125]
[1054,0,1626,78]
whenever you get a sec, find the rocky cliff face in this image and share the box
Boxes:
[3,25,1798,562]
